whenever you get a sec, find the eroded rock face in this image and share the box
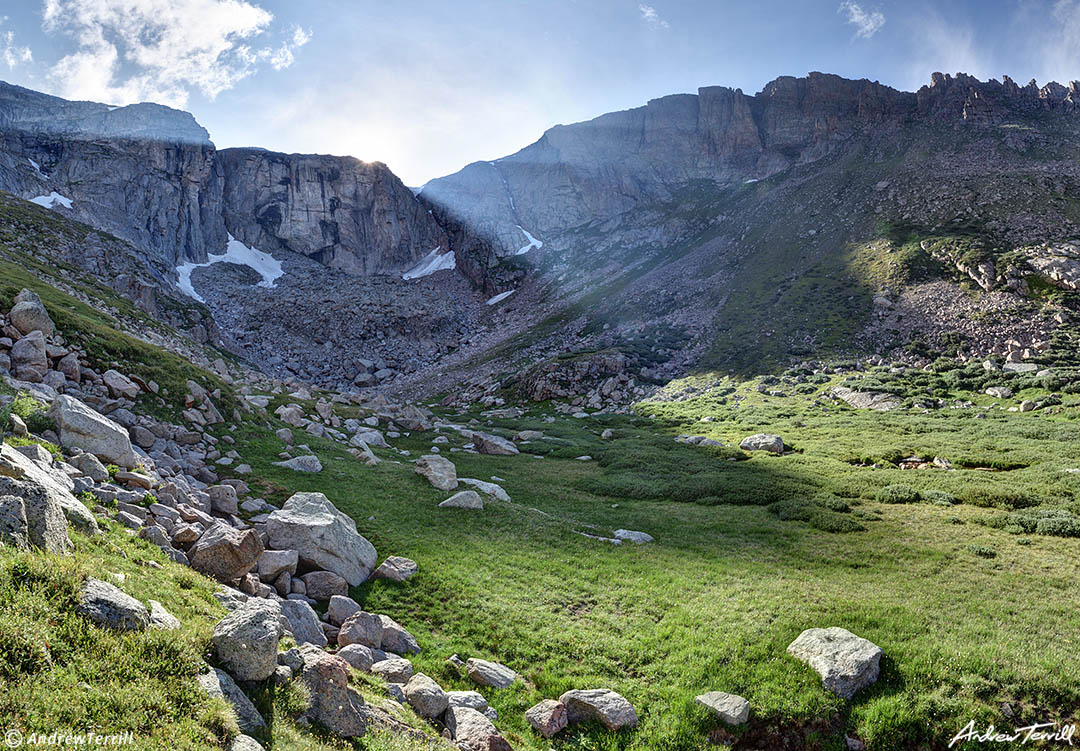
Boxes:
[217,148,448,277]
[265,492,377,586]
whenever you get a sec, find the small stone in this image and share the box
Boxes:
[439,490,483,509]
[695,691,750,725]
[373,556,418,582]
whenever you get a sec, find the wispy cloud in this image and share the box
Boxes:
[838,1,885,39]
[0,17,33,69]
[40,0,310,108]
[638,4,670,29]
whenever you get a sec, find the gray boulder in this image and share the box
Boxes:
[49,395,137,468]
[695,691,750,725]
[0,475,71,554]
[613,529,654,544]
[296,644,367,737]
[373,556,418,582]
[830,387,900,411]
[256,549,298,581]
[102,370,139,399]
[280,599,329,647]
[327,594,361,626]
[265,492,377,585]
[10,290,55,336]
[787,627,883,699]
[414,455,457,490]
[75,577,149,631]
[525,699,568,738]
[0,443,98,537]
[148,600,181,630]
[0,494,30,549]
[300,570,348,601]
[70,453,109,482]
[11,330,47,381]
[739,433,785,454]
[198,667,266,734]
[371,657,414,683]
[466,658,520,689]
[404,673,448,719]
[444,706,511,751]
[188,523,264,583]
[337,643,375,672]
[559,688,638,730]
[212,599,283,681]
[337,610,383,648]
[472,432,519,455]
[273,455,323,473]
[439,490,483,510]
[378,614,420,654]
[207,485,239,515]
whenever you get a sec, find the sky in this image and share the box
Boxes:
[2,1,1080,185]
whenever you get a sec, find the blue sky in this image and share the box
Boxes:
[1,1,1079,185]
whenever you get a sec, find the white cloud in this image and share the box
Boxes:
[638,4,670,29]
[838,1,885,39]
[40,0,310,108]
[0,18,33,69]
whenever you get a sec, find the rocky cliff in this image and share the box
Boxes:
[216,149,447,276]
[0,81,452,281]
[420,71,1080,269]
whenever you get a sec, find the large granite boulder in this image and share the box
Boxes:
[403,673,448,719]
[9,289,55,336]
[189,523,263,583]
[0,442,97,537]
[11,330,47,381]
[739,433,785,454]
[49,395,137,468]
[787,627,883,699]
[472,432,519,456]
[280,599,329,647]
[444,706,512,751]
[212,599,283,681]
[265,492,376,585]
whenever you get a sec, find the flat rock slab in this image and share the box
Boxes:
[787,626,883,699]
[695,691,750,725]
[614,529,654,544]
[559,688,638,730]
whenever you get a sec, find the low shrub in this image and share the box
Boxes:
[966,544,996,559]
[923,490,958,506]
[877,484,921,504]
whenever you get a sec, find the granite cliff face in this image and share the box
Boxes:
[216,149,447,276]
[0,81,451,280]
[0,82,225,266]
[420,71,1080,271]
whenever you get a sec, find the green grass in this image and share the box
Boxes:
[211,376,1080,751]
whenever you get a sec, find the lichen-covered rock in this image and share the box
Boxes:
[188,523,263,583]
[280,598,328,647]
[296,644,367,737]
[198,667,266,734]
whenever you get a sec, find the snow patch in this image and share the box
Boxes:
[743,178,759,184]
[402,246,455,280]
[175,234,284,303]
[27,158,43,176]
[514,225,543,255]
[29,192,73,210]
[486,290,515,305]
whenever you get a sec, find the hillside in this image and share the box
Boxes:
[0,182,1077,751]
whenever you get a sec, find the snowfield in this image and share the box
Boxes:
[486,289,515,305]
[402,247,456,280]
[175,234,284,303]
[29,192,73,210]
[515,225,543,255]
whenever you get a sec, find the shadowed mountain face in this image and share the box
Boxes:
[0,81,448,276]
[3,72,1080,393]
[421,72,1080,270]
